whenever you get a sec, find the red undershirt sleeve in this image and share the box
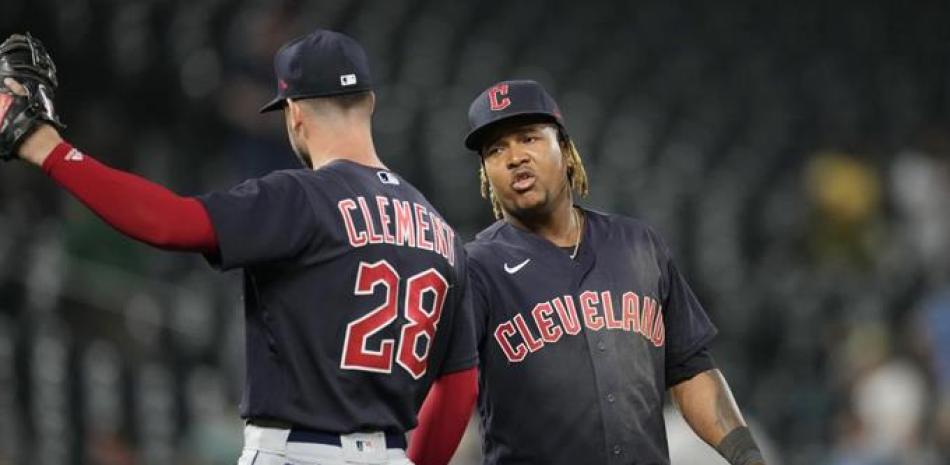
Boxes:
[41,141,218,253]
[407,367,478,465]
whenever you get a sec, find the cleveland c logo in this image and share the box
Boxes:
[488,84,511,111]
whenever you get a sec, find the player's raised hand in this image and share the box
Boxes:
[0,33,65,165]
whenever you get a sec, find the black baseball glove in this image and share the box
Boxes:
[0,32,64,161]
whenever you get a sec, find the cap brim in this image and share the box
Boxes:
[259,86,376,114]
[259,95,286,113]
[464,112,561,152]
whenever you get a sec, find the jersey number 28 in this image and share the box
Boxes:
[341,260,448,379]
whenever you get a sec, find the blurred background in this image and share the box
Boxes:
[3,0,950,464]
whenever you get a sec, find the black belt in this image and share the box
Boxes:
[247,419,407,450]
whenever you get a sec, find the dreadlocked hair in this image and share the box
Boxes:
[480,135,589,219]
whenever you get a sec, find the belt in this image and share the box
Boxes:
[288,429,407,449]
[247,419,407,450]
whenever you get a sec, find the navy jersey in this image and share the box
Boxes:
[197,160,477,434]
[466,207,717,465]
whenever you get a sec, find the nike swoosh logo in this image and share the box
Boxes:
[504,258,531,274]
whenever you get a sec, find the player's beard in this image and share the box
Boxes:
[501,174,571,225]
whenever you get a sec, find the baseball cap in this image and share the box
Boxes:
[259,29,373,113]
[464,79,565,151]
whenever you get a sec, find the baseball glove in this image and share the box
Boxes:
[0,32,64,161]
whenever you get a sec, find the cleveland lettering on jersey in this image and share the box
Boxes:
[493,290,666,363]
[338,195,457,266]
[455,79,732,465]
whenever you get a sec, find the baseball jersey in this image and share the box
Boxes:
[197,160,477,434]
[466,207,717,465]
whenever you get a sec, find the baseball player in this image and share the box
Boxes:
[408,80,766,465]
[0,30,478,465]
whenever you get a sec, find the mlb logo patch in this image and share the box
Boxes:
[355,439,375,452]
[341,431,386,462]
[340,74,358,86]
[377,171,400,185]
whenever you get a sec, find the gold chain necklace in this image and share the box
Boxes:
[570,208,582,260]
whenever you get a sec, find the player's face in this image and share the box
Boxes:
[481,122,571,219]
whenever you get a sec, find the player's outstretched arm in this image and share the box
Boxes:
[28,135,218,252]
[407,367,478,465]
[670,368,766,465]
[2,33,218,254]
[11,95,218,254]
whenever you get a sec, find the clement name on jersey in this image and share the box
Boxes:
[337,192,457,266]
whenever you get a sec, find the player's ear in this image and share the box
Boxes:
[559,133,575,185]
[565,155,575,187]
[556,127,569,148]
[286,99,302,127]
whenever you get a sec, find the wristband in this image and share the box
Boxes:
[715,426,764,465]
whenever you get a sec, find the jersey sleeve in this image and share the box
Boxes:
[196,170,318,270]
[665,347,716,388]
[434,251,479,376]
[651,230,718,368]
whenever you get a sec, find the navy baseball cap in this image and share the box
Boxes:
[464,79,566,151]
[260,29,373,113]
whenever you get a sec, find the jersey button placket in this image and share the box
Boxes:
[606,393,615,403]
[613,444,622,456]
[597,340,606,351]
